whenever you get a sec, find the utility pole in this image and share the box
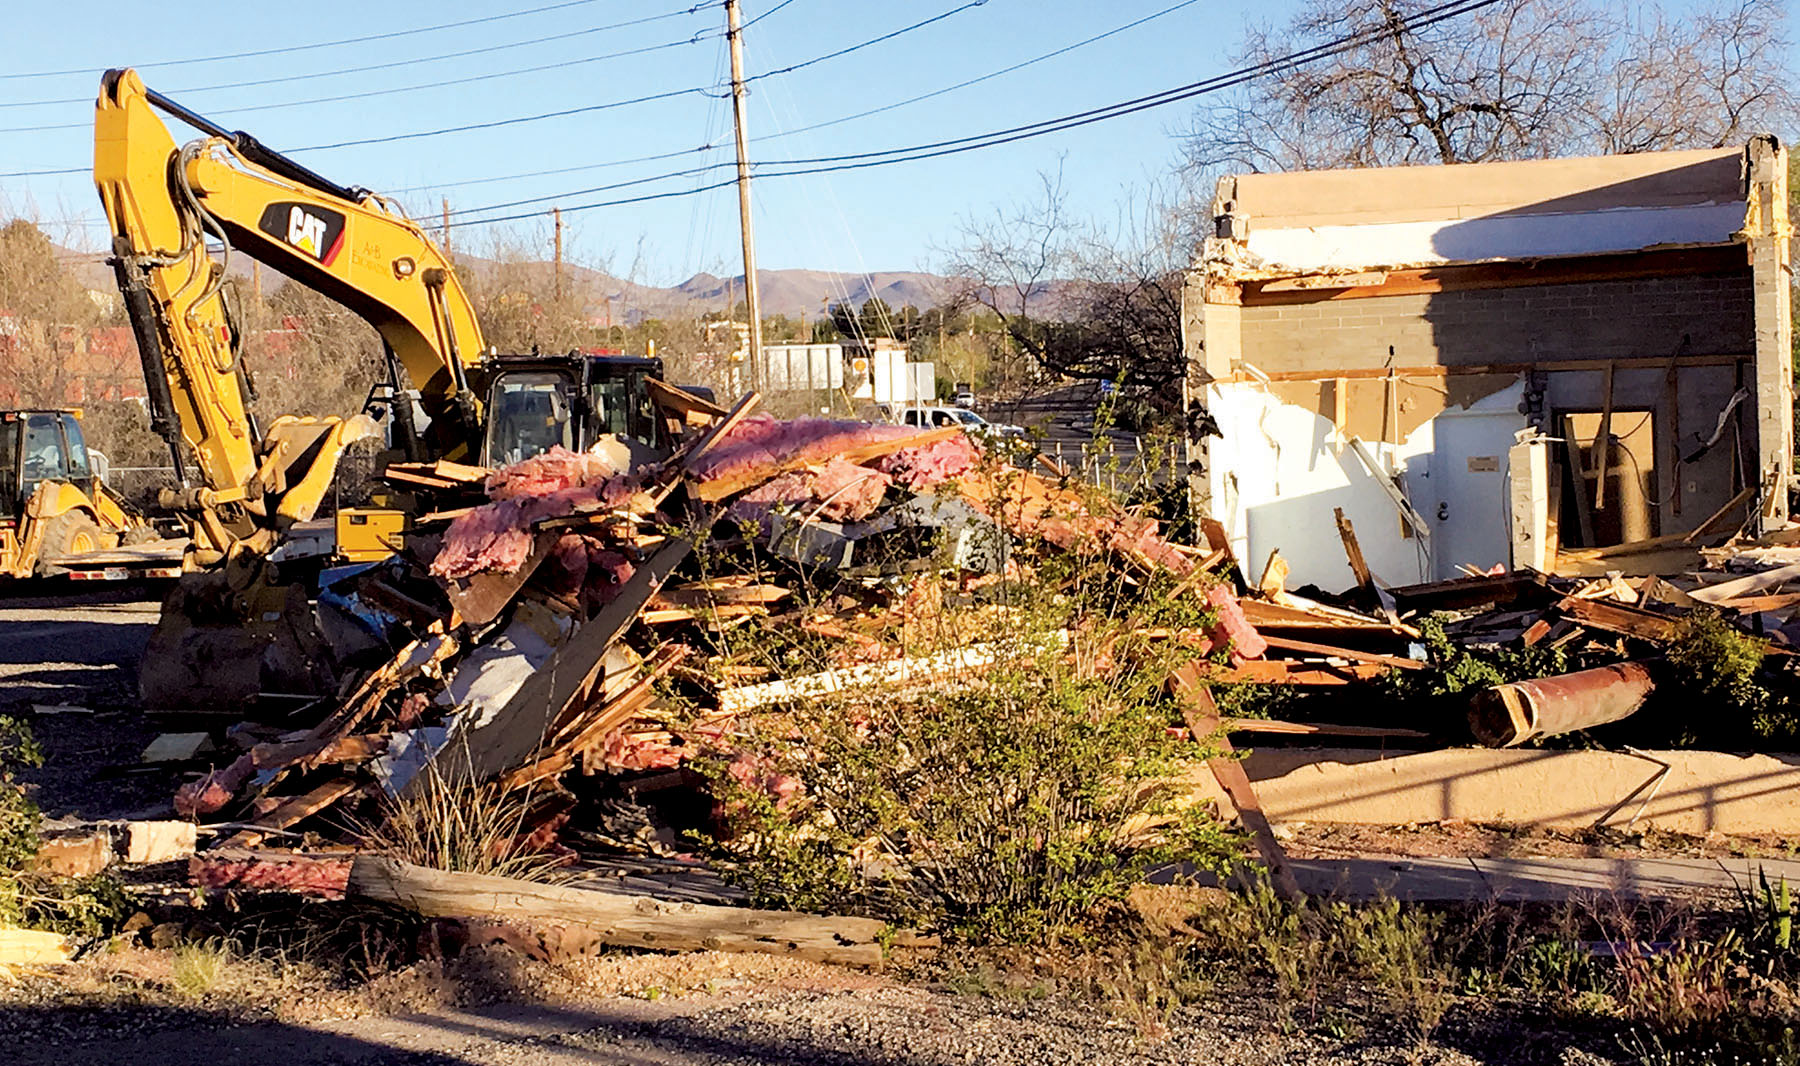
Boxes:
[441,197,452,256]
[551,207,564,303]
[725,0,764,393]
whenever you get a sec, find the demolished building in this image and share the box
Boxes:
[1183,138,1792,588]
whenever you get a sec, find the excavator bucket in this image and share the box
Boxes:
[138,552,338,710]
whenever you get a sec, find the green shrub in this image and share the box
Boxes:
[694,500,1241,943]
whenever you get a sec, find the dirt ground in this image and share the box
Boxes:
[0,942,1624,1066]
[0,588,1751,1064]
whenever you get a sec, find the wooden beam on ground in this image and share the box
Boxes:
[347,855,933,968]
[1168,665,1301,902]
[1215,660,1389,685]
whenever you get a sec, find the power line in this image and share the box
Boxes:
[0,23,721,131]
[0,0,637,81]
[5,0,996,169]
[740,0,802,30]
[443,0,1501,227]
[0,5,716,114]
[318,1,1205,204]
[743,0,989,85]
[286,0,994,153]
[292,85,711,152]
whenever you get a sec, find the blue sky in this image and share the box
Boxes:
[4,0,1306,283]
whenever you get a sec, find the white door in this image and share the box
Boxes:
[1411,412,1525,582]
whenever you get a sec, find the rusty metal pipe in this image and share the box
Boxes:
[1468,662,1654,747]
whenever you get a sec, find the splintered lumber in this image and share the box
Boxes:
[504,646,690,790]
[349,855,930,966]
[646,377,728,420]
[717,643,1005,714]
[1688,562,1800,606]
[1554,596,1683,643]
[1215,660,1388,685]
[1333,508,1375,593]
[1168,665,1301,902]
[1223,718,1429,739]
[189,848,353,899]
[1256,550,1289,597]
[1388,570,1551,614]
[0,928,73,965]
[424,538,694,791]
[678,390,761,470]
[251,734,385,771]
[1259,634,1425,670]
[253,777,360,831]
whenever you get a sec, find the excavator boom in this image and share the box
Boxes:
[95,68,486,558]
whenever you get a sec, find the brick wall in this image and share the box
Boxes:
[1238,271,1754,373]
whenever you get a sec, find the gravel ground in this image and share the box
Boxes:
[0,585,176,819]
[0,943,1634,1066]
[0,946,1626,1066]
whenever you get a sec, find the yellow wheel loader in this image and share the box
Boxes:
[0,408,152,578]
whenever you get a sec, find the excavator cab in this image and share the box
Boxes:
[476,354,667,469]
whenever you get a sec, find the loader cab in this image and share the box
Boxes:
[474,353,668,468]
[1,410,95,517]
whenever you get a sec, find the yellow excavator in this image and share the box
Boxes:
[94,69,669,705]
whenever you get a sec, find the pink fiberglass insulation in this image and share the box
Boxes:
[805,457,891,521]
[875,432,981,490]
[687,415,917,486]
[543,533,635,611]
[484,445,618,501]
[1204,582,1267,662]
[431,475,639,579]
[724,457,892,532]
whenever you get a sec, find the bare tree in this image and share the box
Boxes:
[943,172,1204,419]
[941,168,1081,391]
[0,220,104,407]
[1188,0,1796,173]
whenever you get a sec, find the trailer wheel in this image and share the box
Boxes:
[36,511,118,574]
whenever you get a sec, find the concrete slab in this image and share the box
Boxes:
[1167,855,1800,903]
[1176,747,1800,837]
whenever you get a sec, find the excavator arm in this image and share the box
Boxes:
[94,68,485,559]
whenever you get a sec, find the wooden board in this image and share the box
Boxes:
[1168,665,1300,902]
[1260,634,1424,670]
[348,856,931,967]
[423,538,693,791]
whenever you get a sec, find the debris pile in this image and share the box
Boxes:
[170,390,1272,884]
[149,385,1800,948]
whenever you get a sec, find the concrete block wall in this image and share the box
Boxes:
[1237,272,1755,374]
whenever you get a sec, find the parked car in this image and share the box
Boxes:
[894,405,1025,439]
[952,383,976,408]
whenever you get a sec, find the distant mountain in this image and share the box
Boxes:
[56,239,1068,323]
